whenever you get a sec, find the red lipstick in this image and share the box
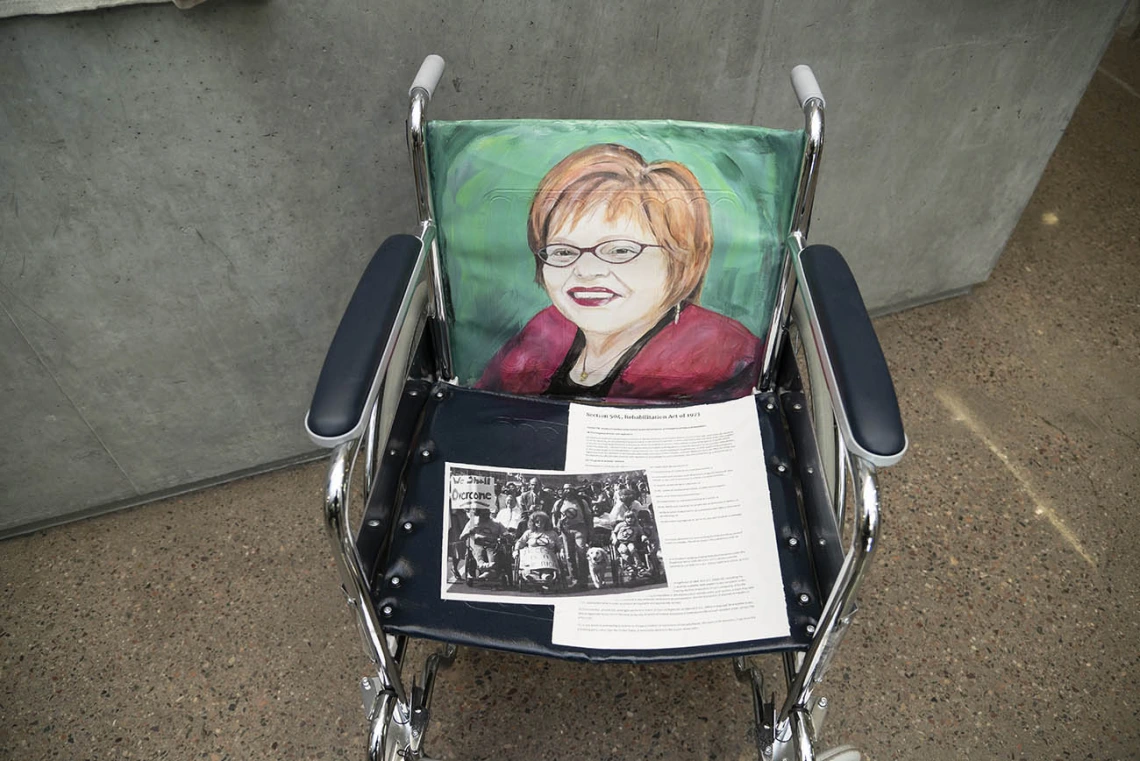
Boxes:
[567,286,620,307]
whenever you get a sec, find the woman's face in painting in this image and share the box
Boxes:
[542,206,673,338]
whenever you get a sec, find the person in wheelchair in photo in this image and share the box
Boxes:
[458,507,509,584]
[611,509,657,581]
[512,511,566,589]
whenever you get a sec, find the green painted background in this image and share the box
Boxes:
[426,119,804,385]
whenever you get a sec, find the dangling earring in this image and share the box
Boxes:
[673,303,681,325]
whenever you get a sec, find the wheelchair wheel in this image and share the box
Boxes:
[609,549,623,588]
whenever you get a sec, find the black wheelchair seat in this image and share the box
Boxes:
[356,372,842,664]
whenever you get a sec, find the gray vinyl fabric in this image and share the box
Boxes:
[0,0,1128,535]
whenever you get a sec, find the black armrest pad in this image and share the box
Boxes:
[307,234,422,442]
[800,245,906,461]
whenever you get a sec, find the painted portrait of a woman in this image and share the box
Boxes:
[476,143,763,401]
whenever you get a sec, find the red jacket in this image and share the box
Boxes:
[477,305,763,402]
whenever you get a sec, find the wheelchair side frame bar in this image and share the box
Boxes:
[407,70,457,383]
[737,442,880,761]
[777,455,880,724]
[324,438,409,706]
[760,86,824,392]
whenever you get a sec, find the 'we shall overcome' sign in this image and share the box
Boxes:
[449,473,494,512]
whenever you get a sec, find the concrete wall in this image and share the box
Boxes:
[0,0,1126,535]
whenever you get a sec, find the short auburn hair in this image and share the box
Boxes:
[527,144,713,308]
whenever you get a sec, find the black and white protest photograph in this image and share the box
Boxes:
[441,463,669,601]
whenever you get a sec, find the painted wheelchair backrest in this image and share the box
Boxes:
[426,119,805,401]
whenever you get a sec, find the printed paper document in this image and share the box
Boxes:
[551,395,790,650]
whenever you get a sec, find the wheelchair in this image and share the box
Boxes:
[607,514,663,588]
[512,540,568,593]
[458,532,512,589]
[305,55,906,761]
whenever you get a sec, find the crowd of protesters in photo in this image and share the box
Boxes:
[450,471,662,590]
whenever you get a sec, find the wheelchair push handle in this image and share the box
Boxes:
[791,65,826,108]
[409,54,446,101]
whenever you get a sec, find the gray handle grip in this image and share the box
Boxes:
[791,65,825,108]
[409,55,446,101]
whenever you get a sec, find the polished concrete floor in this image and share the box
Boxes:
[3,35,1138,761]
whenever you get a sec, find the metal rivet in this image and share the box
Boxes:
[798,593,811,605]
[366,519,381,528]
[390,576,402,588]
[402,521,414,533]
[817,696,828,708]
[793,402,803,411]
[787,536,799,548]
[408,389,420,397]
[434,390,445,399]
[420,448,432,460]
[388,448,398,457]
[806,466,814,475]
[818,538,827,546]
[806,624,816,634]
[381,605,394,618]
[765,402,775,411]
[776,463,787,474]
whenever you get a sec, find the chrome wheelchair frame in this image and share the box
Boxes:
[306,55,905,761]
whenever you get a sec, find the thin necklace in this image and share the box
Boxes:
[578,343,601,381]
[578,342,628,381]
